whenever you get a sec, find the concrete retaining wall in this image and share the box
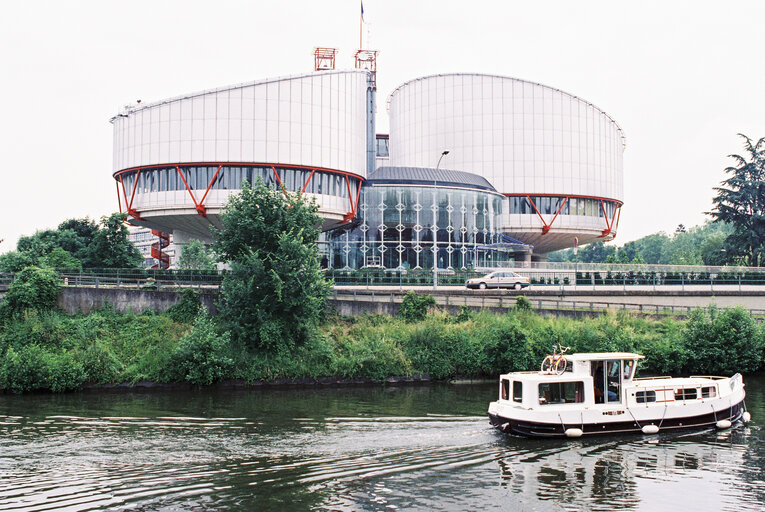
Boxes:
[57,287,218,315]
[328,297,607,320]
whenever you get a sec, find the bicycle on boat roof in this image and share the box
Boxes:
[541,344,571,375]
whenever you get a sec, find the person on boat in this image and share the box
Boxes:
[594,365,617,402]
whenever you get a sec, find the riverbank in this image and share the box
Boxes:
[1,301,763,393]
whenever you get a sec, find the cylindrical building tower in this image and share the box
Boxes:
[111,70,372,242]
[387,73,625,256]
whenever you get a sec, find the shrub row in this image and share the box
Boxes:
[1,300,763,393]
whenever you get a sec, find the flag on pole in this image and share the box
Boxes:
[361,1,365,22]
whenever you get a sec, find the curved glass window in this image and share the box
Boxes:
[117,165,359,200]
[507,195,618,218]
[325,185,508,270]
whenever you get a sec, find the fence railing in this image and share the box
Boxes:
[331,290,765,318]
[4,265,765,292]
[58,271,223,291]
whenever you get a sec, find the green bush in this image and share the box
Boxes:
[166,289,203,324]
[454,306,473,323]
[515,296,533,311]
[683,306,763,375]
[398,291,436,323]
[0,344,85,393]
[483,318,532,374]
[77,341,121,384]
[331,331,410,381]
[404,322,455,380]
[171,314,233,386]
[2,266,59,318]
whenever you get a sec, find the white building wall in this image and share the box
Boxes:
[112,70,369,178]
[388,74,624,202]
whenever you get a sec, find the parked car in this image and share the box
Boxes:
[466,271,530,290]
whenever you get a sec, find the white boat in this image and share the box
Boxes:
[488,351,750,437]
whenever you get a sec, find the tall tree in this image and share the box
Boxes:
[214,179,330,350]
[86,213,143,268]
[709,134,765,265]
[177,239,216,271]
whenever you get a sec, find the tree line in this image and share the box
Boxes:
[0,213,143,272]
[550,134,765,266]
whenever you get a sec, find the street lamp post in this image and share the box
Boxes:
[433,150,449,289]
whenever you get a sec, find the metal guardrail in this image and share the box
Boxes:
[58,273,220,291]
[3,264,765,292]
[331,290,765,318]
[492,260,765,275]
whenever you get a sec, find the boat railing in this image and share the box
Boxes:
[689,375,729,380]
[633,376,672,381]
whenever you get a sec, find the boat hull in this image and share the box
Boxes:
[489,400,746,438]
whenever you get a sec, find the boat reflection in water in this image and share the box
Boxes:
[493,427,756,511]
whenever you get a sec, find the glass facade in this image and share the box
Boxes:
[119,165,360,200]
[325,184,509,270]
[507,195,618,218]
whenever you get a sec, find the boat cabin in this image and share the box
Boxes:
[498,353,645,409]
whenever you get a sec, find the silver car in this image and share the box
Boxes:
[466,271,530,290]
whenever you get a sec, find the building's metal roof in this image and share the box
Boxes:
[368,166,498,192]
[386,73,626,148]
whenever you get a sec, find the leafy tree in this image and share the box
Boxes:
[177,239,215,270]
[214,180,330,350]
[86,213,143,268]
[16,230,61,256]
[709,134,765,265]
[0,251,36,273]
[700,232,728,266]
[39,248,82,270]
[56,218,98,261]
[575,241,616,263]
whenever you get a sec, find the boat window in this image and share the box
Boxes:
[675,388,698,401]
[635,390,656,403]
[513,381,523,403]
[501,379,510,401]
[594,360,622,403]
[622,360,635,380]
[606,360,622,403]
[701,386,716,398]
[592,361,605,404]
[538,382,584,405]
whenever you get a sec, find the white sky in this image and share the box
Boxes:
[1,0,763,253]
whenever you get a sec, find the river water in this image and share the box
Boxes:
[1,377,764,512]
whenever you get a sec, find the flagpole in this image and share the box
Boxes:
[359,2,363,48]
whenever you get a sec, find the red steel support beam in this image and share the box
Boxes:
[300,169,316,195]
[599,202,621,238]
[199,164,223,206]
[526,195,551,234]
[353,180,362,215]
[175,165,206,216]
[546,197,569,233]
[112,162,366,220]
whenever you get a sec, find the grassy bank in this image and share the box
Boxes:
[1,297,764,393]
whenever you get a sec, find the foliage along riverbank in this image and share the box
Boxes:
[1,288,764,393]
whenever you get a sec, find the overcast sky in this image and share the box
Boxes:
[1,0,763,253]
